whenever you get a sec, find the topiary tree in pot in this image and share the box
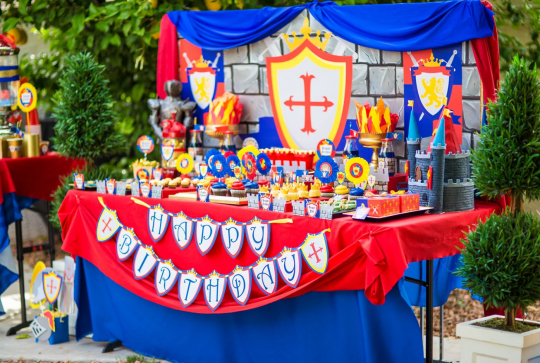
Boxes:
[455,58,540,362]
[50,52,123,231]
[471,56,540,215]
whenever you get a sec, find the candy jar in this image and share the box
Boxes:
[343,135,358,167]
[221,130,236,153]
[188,129,204,162]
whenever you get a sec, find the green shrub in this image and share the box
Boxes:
[457,210,540,328]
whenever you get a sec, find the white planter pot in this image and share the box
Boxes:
[456,315,540,363]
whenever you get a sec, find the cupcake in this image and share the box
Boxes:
[258,179,270,190]
[349,187,364,200]
[334,185,349,199]
[245,180,260,195]
[241,179,250,186]
[271,184,281,198]
[259,185,269,195]
[210,178,219,186]
[288,185,299,200]
[320,184,334,198]
[231,181,246,198]
[211,181,228,196]
[298,183,309,199]
[198,179,211,188]
[191,178,200,187]
[278,186,289,201]
[181,178,191,188]
[309,182,321,198]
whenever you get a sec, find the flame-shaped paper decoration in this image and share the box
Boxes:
[205,92,244,126]
[355,97,400,134]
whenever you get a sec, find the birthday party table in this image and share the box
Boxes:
[0,154,84,328]
[60,189,500,362]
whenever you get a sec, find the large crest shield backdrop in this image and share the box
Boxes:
[267,41,352,151]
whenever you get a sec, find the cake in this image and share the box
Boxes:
[288,185,299,200]
[298,183,309,199]
[334,185,349,198]
[278,185,289,201]
[191,178,200,187]
[211,181,228,196]
[271,184,281,198]
[181,178,191,188]
[309,182,321,198]
[349,187,364,200]
[320,184,334,198]
[245,181,260,195]
[230,181,246,198]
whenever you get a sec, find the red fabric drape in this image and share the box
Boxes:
[156,14,179,100]
[60,190,500,312]
[0,154,85,202]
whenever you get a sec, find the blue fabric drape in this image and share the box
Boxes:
[75,257,425,363]
[167,0,495,51]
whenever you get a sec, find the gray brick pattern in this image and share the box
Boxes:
[443,179,475,212]
[444,153,471,181]
[428,147,445,214]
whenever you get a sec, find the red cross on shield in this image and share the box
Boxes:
[267,41,352,151]
[300,231,329,274]
[42,271,63,304]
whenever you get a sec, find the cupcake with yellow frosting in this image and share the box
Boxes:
[278,185,289,201]
[298,183,309,199]
[260,185,269,194]
[309,182,321,198]
[198,179,211,188]
[334,184,350,198]
[288,185,299,200]
[271,184,281,198]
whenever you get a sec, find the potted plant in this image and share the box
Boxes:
[456,56,540,361]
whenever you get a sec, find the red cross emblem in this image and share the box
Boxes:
[308,242,323,263]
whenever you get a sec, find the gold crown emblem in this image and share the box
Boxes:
[260,185,269,193]
[282,17,331,52]
[421,53,443,67]
[193,56,212,68]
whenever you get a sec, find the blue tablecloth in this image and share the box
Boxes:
[74,255,463,363]
[0,192,37,315]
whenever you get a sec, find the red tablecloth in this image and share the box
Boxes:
[60,190,499,312]
[0,154,85,204]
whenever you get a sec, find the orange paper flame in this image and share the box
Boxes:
[205,92,243,126]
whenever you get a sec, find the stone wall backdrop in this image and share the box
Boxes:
[179,10,483,169]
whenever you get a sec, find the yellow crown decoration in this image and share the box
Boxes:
[193,55,211,68]
[422,53,443,67]
[311,182,321,191]
[260,185,269,193]
[298,183,308,192]
[282,17,331,52]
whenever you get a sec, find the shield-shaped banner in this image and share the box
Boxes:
[106,179,116,195]
[245,217,271,257]
[199,163,209,178]
[412,60,454,118]
[221,219,245,259]
[42,271,63,304]
[188,64,217,110]
[96,207,121,242]
[300,231,329,274]
[260,194,273,211]
[116,227,140,261]
[306,200,319,218]
[203,272,227,311]
[276,249,302,288]
[195,216,220,255]
[267,41,352,151]
[252,258,278,295]
[133,245,158,279]
[228,267,252,306]
[178,270,202,308]
[74,173,84,189]
[154,261,179,296]
[172,212,195,250]
[147,205,170,243]
[161,143,175,162]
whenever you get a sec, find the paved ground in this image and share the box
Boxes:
[0,263,461,362]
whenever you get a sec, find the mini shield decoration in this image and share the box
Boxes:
[147,205,170,242]
[252,258,278,295]
[74,173,84,189]
[152,168,163,181]
[245,217,270,257]
[195,216,220,255]
[228,267,252,305]
[300,232,329,274]
[260,194,272,211]
[178,271,202,308]
[276,249,302,288]
[203,272,227,311]
[140,182,151,198]
[172,212,194,250]
[199,163,209,178]
[133,245,158,279]
[116,227,140,261]
[220,219,244,259]
[42,271,63,304]
[306,200,319,218]
[154,261,179,296]
[197,185,210,202]
[161,142,175,162]
[106,179,116,195]
[96,207,121,242]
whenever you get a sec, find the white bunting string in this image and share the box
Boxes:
[98,197,330,311]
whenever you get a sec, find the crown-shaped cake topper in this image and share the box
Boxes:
[193,55,212,68]
[407,50,457,68]
[282,17,331,52]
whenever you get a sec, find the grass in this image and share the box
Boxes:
[124,354,160,363]
[474,317,540,333]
